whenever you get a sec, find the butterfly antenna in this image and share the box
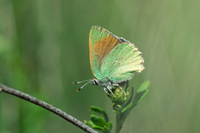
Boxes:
[73,79,93,84]
[77,80,93,92]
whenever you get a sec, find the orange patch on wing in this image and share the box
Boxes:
[89,33,96,76]
[94,35,120,66]
[89,34,94,64]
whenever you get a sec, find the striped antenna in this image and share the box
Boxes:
[73,79,93,84]
[73,79,94,92]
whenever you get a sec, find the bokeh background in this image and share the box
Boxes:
[0,0,200,133]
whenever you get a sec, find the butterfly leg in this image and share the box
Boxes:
[113,84,126,95]
[103,87,110,95]
[105,86,115,97]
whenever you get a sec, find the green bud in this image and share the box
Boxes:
[112,103,122,112]
[112,88,125,104]
[112,87,131,104]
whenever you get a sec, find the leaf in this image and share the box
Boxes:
[121,103,132,113]
[124,87,134,107]
[102,126,111,133]
[84,120,95,127]
[131,80,150,108]
[90,106,109,122]
[124,81,129,92]
[91,115,107,127]
[107,122,112,130]
[92,126,104,132]
[112,103,122,112]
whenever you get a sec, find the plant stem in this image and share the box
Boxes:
[0,84,98,133]
[115,112,121,133]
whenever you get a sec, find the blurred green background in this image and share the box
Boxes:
[0,0,200,133]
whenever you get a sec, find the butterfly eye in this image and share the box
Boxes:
[93,79,99,85]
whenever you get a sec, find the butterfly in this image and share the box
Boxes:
[74,26,144,96]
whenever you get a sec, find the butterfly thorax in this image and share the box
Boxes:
[94,76,127,86]
[93,77,111,86]
[92,77,126,96]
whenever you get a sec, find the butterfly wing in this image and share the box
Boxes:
[101,42,144,83]
[89,26,120,79]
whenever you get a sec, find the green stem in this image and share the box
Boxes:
[115,112,121,133]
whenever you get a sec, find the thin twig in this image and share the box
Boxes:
[0,84,98,133]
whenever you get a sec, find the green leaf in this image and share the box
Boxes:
[92,126,104,132]
[90,106,109,122]
[91,115,107,127]
[132,81,150,108]
[124,87,134,107]
[124,81,129,92]
[112,103,122,112]
[107,122,112,130]
[121,103,132,113]
[84,120,95,127]
[102,126,111,133]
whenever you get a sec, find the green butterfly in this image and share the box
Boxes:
[74,26,144,96]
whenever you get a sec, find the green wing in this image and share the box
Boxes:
[100,42,144,83]
[89,26,120,80]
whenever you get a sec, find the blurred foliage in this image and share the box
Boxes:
[84,106,112,133]
[84,81,149,133]
[0,0,200,133]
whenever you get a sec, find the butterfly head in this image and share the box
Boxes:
[73,77,113,92]
[74,77,127,97]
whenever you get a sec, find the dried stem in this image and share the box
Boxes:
[0,84,98,133]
